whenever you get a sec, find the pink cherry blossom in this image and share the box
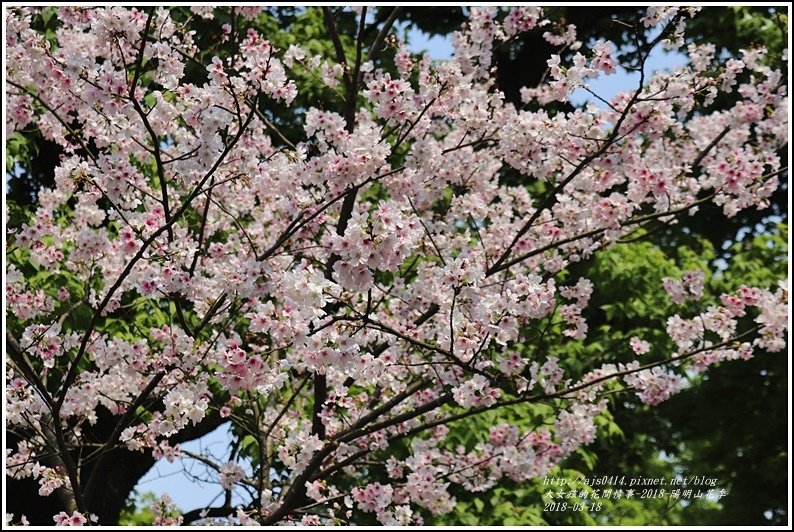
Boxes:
[629,337,651,356]
[4,5,787,526]
[53,511,87,526]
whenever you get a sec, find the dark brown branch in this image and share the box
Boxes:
[322,7,348,69]
[6,333,53,408]
[263,377,310,442]
[314,6,373,442]
[83,372,166,501]
[128,8,173,242]
[690,125,730,170]
[182,505,235,524]
[364,7,403,65]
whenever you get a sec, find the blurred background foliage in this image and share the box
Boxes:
[7,5,788,526]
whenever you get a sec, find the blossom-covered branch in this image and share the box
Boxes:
[5,5,787,526]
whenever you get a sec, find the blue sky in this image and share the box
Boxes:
[136,422,250,512]
[405,25,456,59]
[404,25,690,107]
[135,25,690,516]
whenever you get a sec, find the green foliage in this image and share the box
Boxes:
[118,491,157,526]
[430,224,787,525]
[689,7,788,64]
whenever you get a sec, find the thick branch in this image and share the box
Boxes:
[83,371,166,501]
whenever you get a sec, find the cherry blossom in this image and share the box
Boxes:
[4,5,787,526]
[53,511,88,526]
[219,461,246,490]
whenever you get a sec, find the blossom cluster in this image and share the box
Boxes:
[4,5,787,526]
